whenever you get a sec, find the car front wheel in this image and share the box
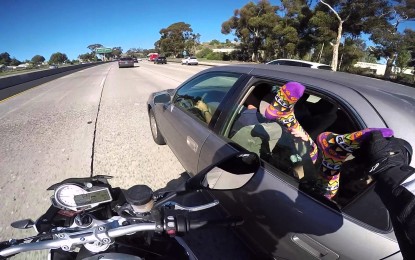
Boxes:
[149,109,166,145]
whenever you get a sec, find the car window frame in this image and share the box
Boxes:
[215,75,391,231]
[172,71,245,127]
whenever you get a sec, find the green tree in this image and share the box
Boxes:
[0,52,12,65]
[156,22,200,57]
[275,0,314,60]
[10,58,21,66]
[111,47,122,58]
[49,52,68,64]
[221,0,279,62]
[209,39,221,46]
[396,49,411,75]
[338,38,366,71]
[312,0,390,71]
[31,55,45,64]
[368,1,415,78]
[78,52,96,62]
[87,44,104,52]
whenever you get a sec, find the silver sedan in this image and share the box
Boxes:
[147,64,415,259]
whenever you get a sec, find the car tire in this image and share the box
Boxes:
[149,109,166,145]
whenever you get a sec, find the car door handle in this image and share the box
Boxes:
[186,136,198,153]
[292,234,339,259]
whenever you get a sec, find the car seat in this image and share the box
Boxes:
[294,94,338,140]
[260,92,338,140]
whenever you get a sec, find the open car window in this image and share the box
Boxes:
[173,72,242,124]
[220,79,389,230]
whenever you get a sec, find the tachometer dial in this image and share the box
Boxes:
[54,184,87,210]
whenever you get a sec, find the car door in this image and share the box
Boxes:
[157,72,243,175]
[197,77,401,259]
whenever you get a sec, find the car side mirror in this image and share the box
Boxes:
[154,93,171,104]
[186,152,260,191]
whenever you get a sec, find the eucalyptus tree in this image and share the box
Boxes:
[0,52,12,65]
[310,0,390,71]
[110,47,123,58]
[369,1,415,78]
[156,22,199,57]
[87,44,104,52]
[49,52,68,64]
[276,0,314,59]
[31,55,45,65]
[221,0,279,62]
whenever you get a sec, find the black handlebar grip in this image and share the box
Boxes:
[189,216,244,230]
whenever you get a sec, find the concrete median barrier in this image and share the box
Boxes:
[0,62,106,101]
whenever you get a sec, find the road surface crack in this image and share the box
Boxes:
[90,67,111,177]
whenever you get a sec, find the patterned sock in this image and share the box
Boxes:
[264,82,318,163]
[316,128,394,199]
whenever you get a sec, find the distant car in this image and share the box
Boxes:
[118,57,134,68]
[154,56,167,64]
[49,65,58,69]
[147,64,415,259]
[181,56,198,65]
[267,58,333,70]
[148,53,159,61]
[133,57,138,62]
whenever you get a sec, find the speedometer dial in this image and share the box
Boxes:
[54,184,87,209]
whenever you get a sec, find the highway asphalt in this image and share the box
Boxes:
[0,61,216,258]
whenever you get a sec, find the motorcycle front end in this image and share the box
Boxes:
[0,152,260,260]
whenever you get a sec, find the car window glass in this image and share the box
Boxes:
[317,65,333,70]
[222,80,378,210]
[173,72,241,124]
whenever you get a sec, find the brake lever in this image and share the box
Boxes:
[164,200,219,212]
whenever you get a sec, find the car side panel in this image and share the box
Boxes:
[196,73,400,259]
[198,133,401,259]
[154,102,209,175]
[205,159,402,259]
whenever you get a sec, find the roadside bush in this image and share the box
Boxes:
[196,48,213,59]
[344,66,375,76]
[395,74,415,87]
[206,52,223,60]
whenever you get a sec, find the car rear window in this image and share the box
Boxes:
[120,57,133,61]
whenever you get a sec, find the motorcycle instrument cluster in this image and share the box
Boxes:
[51,184,112,211]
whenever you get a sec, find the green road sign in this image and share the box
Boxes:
[96,48,112,54]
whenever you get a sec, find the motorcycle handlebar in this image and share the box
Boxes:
[0,216,243,258]
[0,223,157,258]
[189,216,244,230]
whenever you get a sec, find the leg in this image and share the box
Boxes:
[316,128,394,199]
[264,82,318,163]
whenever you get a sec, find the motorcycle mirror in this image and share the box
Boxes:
[186,152,260,191]
[11,219,35,229]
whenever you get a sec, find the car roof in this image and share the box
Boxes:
[204,64,415,152]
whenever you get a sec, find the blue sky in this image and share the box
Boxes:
[2,0,414,61]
